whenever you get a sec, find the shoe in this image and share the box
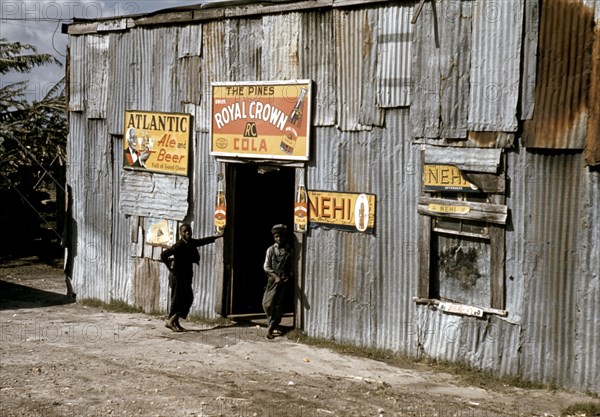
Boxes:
[266,333,275,339]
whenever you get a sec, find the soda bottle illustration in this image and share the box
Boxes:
[280,86,308,155]
[214,179,226,235]
[294,184,308,233]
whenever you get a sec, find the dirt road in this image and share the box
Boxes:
[0,258,597,417]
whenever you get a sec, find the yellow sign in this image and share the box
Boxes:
[123,110,191,176]
[211,81,312,161]
[308,191,376,234]
[423,164,478,192]
[428,204,471,214]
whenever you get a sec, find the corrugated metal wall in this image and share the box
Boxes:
[67,0,599,394]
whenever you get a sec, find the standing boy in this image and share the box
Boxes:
[160,223,219,332]
[262,224,294,339]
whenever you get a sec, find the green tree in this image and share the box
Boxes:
[0,38,66,255]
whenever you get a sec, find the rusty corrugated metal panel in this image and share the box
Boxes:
[225,18,263,81]
[518,152,585,387]
[107,33,133,135]
[523,0,595,149]
[131,28,154,113]
[335,8,383,131]
[520,0,540,121]
[584,2,600,165]
[189,131,220,319]
[376,5,412,108]
[299,11,336,127]
[199,20,227,133]
[119,171,189,220]
[262,13,301,80]
[574,168,600,391]
[304,110,421,351]
[151,26,179,112]
[371,109,420,353]
[411,0,472,139]
[110,136,133,304]
[69,117,113,301]
[68,36,85,112]
[85,35,110,119]
[467,0,522,132]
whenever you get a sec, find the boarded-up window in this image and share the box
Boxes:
[417,149,507,313]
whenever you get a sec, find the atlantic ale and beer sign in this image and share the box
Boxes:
[123,110,191,176]
[210,81,312,161]
[308,190,376,234]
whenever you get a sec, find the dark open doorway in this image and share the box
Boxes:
[226,163,295,317]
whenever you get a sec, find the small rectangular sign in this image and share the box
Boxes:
[423,164,478,192]
[308,190,376,234]
[210,80,312,161]
[428,204,471,214]
[438,302,484,317]
[145,218,176,247]
[123,110,191,176]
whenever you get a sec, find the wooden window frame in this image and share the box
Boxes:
[416,163,507,315]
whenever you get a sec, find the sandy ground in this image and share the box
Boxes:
[1,258,598,417]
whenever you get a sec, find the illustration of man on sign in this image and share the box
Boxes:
[124,127,153,168]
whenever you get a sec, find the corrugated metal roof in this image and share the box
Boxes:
[523,0,595,149]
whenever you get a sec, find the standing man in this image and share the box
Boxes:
[262,224,294,339]
[160,223,220,332]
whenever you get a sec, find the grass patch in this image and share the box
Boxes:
[79,298,143,314]
[562,402,600,416]
[286,329,554,392]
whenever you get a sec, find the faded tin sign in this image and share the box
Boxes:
[123,110,191,176]
[423,164,478,193]
[308,191,376,234]
[145,218,176,247]
[210,80,312,161]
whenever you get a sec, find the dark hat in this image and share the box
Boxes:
[271,224,287,235]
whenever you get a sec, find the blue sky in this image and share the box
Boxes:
[1,1,202,101]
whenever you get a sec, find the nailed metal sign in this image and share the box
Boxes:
[423,164,479,193]
[210,80,312,161]
[123,110,191,176]
[308,190,376,234]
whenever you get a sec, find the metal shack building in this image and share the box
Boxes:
[65,0,600,393]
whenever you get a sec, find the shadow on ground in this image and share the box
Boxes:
[0,280,74,311]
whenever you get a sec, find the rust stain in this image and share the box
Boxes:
[523,0,595,150]
[467,131,501,148]
[585,19,600,166]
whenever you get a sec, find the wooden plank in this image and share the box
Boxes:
[417,215,431,298]
[489,224,505,309]
[418,197,508,214]
[489,194,506,309]
[413,297,508,317]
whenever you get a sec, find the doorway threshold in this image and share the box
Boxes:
[228,313,294,329]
